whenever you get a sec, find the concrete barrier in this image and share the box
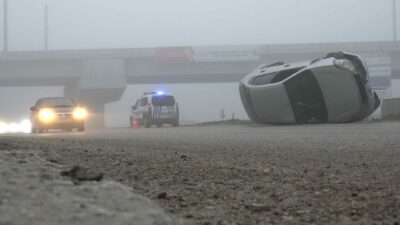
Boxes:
[382,98,400,119]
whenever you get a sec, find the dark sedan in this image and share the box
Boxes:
[30,97,87,133]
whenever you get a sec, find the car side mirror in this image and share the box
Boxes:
[30,106,36,111]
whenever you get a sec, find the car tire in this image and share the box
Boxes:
[156,123,162,128]
[31,127,37,133]
[38,129,44,133]
[144,116,150,128]
[172,120,179,127]
[78,126,85,132]
[129,116,133,127]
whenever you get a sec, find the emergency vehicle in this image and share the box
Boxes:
[130,92,179,128]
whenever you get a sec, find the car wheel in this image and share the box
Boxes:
[31,127,37,133]
[66,128,73,132]
[172,120,179,127]
[144,116,150,128]
[78,126,85,132]
[129,117,133,127]
[156,123,162,128]
[38,129,44,133]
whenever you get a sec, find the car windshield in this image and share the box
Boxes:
[151,96,175,106]
[38,98,75,107]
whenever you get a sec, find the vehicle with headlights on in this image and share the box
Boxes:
[239,52,380,124]
[30,97,87,133]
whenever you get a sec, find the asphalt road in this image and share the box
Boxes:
[2,122,400,225]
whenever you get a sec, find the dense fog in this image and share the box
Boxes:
[0,0,398,127]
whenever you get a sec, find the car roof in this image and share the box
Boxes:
[37,97,72,100]
[36,97,76,105]
[141,94,174,98]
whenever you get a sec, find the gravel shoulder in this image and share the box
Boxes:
[0,138,181,225]
[1,122,400,225]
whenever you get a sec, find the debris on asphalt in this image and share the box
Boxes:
[262,167,273,175]
[60,165,103,184]
[245,203,272,212]
[157,192,168,199]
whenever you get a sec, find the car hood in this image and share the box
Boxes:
[39,107,75,113]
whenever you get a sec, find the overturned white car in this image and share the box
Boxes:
[239,52,380,124]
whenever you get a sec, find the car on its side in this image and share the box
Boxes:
[239,52,380,124]
[130,92,179,128]
[30,97,87,133]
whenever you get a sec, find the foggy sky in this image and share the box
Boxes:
[0,0,397,51]
[0,1,398,126]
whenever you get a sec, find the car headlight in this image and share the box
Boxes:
[38,108,56,123]
[73,107,87,120]
[0,121,7,133]
[334,59,358,74]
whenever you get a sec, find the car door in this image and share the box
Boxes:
[31,100,42,125]
[138,97,148,122]
[311,66,361,122]
[132,99,139,117]
[151,95,176,119]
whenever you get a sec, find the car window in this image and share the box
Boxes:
[249,72,276,85]
[36,98,75,108]
[249,67,304,85]
[134,100,140,109]
[140,97,148,107]
[35,100,41,107]
[271,67,305,83]
[152,96,175,106]
[284,70,327,123]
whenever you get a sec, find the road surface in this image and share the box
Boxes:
[1,122,400,225]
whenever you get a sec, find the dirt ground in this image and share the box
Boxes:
[1,122,400,225]
[0,138,180,225]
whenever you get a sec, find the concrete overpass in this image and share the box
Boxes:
[1,41,400,127]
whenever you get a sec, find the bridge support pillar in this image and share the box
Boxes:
[64,80,79,99]
[86,101,105,129]
[64,59,127,128]
[78,88,125,128]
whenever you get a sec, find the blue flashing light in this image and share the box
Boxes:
[156,91,164,95]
